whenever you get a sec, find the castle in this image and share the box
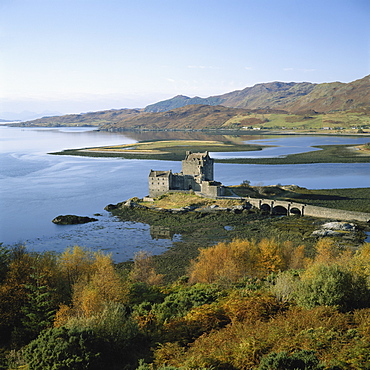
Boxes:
[148,151,224,198]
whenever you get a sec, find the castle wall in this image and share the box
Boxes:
[201,181,224,197]
[148,170,171,197]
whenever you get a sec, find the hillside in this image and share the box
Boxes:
[17,108,142,127]
[144,94,223,112]
[145,75,370,113]
[99,105,257,130]
[14,75,370,131]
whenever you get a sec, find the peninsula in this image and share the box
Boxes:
[51,139,370,165]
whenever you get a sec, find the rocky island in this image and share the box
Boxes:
[52,214,98,225]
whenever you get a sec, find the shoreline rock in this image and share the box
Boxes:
[52,215,98,225]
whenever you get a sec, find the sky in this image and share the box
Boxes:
[0,0,369,118]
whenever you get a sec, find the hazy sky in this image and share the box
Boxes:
[1,0,369,116]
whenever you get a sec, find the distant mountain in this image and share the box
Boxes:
[17,108,142,127]
[15,104,286,130]
[100,105,258,130]
[0,110,62,121]
[144,95,223,112]
[144,75,370,113]
[14,75,369,131]
[0,119,20,123]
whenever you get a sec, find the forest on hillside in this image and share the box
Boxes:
[0,235,370,370]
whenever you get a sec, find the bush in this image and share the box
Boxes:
[295,264,370,311]
[24,327,107,369]
[128,282,166,305]
[24,310,142,370]
[151,284,220,323]
[258,350,323,370]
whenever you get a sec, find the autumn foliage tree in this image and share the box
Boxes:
[2,237,370,370]
[188,239,258,284]
[188,238,306,284]
[350,242,370,286]
[54,248,128,326]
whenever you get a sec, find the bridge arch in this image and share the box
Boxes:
[289,207,302,216]
[272,205,288,215]
[260,203,271,213]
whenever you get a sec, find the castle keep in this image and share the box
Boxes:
[148,151,224,198]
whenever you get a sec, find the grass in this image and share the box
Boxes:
[144,187,370,213]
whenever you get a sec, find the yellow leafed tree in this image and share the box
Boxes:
[58,246,96,289]
[350,242,370,283]
[308,238,353,269]
[256,238,286,276]
[188,239,259,284]
[55,248,128,326]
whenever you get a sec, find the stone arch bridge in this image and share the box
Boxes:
[219,196,370,223]
[247,198,305,216]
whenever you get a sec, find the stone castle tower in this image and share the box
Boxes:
[148,151,222,198]
[181,151,214,181]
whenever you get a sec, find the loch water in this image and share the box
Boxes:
[1,126,369,261]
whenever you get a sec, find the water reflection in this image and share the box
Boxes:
[150,225,177,240]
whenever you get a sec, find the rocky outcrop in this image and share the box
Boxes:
[105,198,251,215]
[311,221,357,237]
[52,215,98,225]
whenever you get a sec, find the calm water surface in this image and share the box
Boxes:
[1,127,369,261]
[212,135,370,158]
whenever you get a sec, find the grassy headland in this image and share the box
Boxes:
[50,139,265,161]
[50,138,370,164]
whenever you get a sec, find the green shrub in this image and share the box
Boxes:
[295,264,370,311]
[128,282,166,305]
[152,284,220,323]
[24,327,107,370]
[258,350,323,370]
